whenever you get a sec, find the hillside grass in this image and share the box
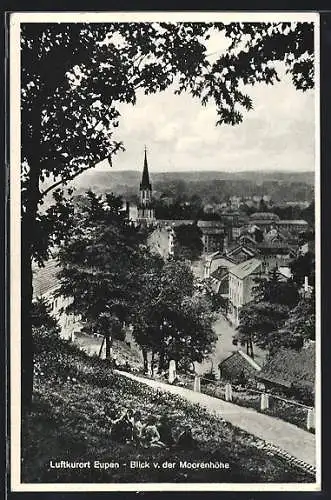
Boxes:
[21,334,313,484]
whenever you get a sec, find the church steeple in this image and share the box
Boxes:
[140,146,152,191]
[137,146,155,226]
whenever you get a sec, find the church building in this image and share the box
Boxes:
[137,147,155,226]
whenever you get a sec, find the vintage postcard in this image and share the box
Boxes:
[10,11,320,492]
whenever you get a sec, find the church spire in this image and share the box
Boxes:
[137,146,155,226]
[140,146,152,191]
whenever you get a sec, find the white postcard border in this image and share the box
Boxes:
[10,10,321,492]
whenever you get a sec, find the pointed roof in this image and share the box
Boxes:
[140,147,152,190]
[229,258,262,280]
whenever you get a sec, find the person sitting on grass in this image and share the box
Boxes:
[140,416,166,448]
[176,424,198,450]
[127,409,134,426]
[110,409,133,443]
[124,360,131,372]
[132,411,144,444]
[157,415,174,447]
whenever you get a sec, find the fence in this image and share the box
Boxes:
[174,372,315,432]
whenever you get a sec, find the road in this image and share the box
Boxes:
[116,370,316,468]
[196,314,267,375]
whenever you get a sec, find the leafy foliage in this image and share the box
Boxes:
[260,346,315,405]
[173,223,203,261]
[253,270,300,308]
[131,260,217,369]
[283,294,316,343]
[290,251,315,287]
[57,191,144,342]
[31,298,60,334]
[235,270,304,354]
[237,302,293,353]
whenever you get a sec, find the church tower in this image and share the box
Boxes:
[137,147,155,226]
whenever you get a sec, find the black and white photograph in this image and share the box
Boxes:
[10,11,320,491]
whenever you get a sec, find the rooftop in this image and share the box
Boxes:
[32,259,60,298]
[278,266,293,279]
[197,220,225,228]
[277,220,309,225]
[237,350,262,371]
[257,241,295,250]
[157,220,194,228]
[219,349,262,372]
[229,258,262,280]
[250,212,280,221]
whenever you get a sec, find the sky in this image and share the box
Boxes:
[94,28,315,175]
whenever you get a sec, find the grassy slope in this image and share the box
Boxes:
[21,335,313,484]
[74,331,143,368]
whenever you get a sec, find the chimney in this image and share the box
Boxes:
[304,276,309,293]
[223,235,228,254]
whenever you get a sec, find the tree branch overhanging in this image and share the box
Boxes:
[40,162,104,200]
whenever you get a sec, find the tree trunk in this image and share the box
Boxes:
[142,348,148,374]
[21,238,34,414]
[151,351,155,375]
[21,157,41,413]
[247,337,254,359]
[159,348,166,372]
[98,335,106,358]
[105,333,113,360]
[22,101,43,413]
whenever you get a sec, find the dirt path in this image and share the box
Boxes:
[196,314,267,374]
[116,370,316,467]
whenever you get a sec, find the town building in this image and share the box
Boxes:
[218,350,262,384]
[202,252,234,294]
[256,241,296,270]
[249,212,280,232]
[147,220,194,259]
[229,195,242,210]
[225,243,258,265]
[277,266,293,281]
[228,258,263,326]
[197,220,225,254]
[137,147,156,226]
[32,259,81,340]
[203,252,235,279]
[277,220,309,232]
[147,225,173,260]
[248,212,309,234]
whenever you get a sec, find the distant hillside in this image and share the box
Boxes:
[74,169,315,188]
[71,169,314,204]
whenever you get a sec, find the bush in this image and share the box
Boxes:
[291,381,314,406]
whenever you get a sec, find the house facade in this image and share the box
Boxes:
[197,220,225,254]
[32,259,81,340]
[228,258,263,326]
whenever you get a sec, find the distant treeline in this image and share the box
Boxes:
[153,179,314,205]
[152,198,315,225]
[74,174,314,206]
